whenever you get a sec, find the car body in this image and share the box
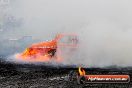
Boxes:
[16,33,78,62]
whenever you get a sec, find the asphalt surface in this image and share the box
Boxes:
[0,58,132,88]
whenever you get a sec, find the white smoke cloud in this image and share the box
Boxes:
[2,0,132,67]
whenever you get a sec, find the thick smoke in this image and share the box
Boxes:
[1,0,132,67]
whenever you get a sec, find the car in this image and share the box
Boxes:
[16,33,78,62]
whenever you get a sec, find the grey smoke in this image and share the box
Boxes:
[1,0,132,67]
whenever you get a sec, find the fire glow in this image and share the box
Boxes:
[15,34,78,63]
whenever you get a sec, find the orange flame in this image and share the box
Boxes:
[15,34,78,63]
[78,67,86,76]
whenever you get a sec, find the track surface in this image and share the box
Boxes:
[0,58,132,88]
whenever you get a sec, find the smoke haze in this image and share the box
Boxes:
[1,0,132,67]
